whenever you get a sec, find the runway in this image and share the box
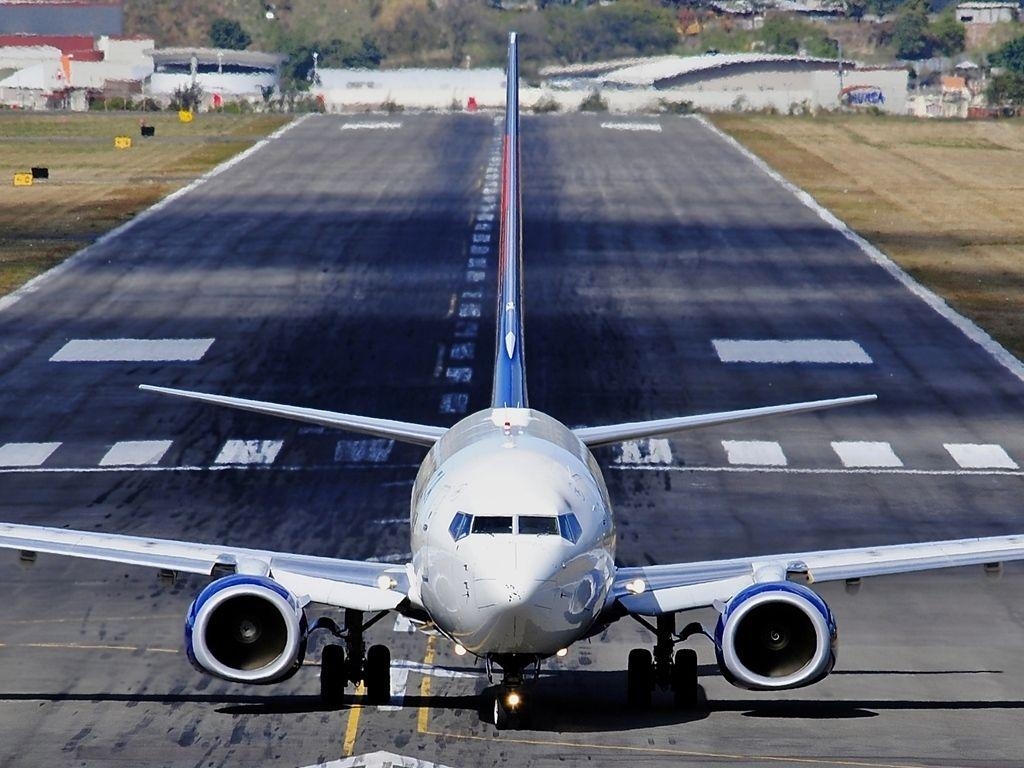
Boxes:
[1,112,1023,767]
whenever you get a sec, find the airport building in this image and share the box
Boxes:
[540,53,908,114]
[149,48,286,106]
[313,68,504,112]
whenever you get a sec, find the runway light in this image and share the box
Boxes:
[505,691,521,709]
[626,577,646,595]
[454,643,467,656]
[555,647,568,657]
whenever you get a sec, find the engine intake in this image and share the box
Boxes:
[185,574,307,684]
[715,582,836,691]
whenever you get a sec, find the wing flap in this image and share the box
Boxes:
[574,394,876,447]
[613,533,1024,616]
[139,385,445,447]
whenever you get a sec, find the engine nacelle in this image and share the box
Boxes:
[715,582,836,691]
[185,574,307,684]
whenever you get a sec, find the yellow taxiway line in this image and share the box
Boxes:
[416,636,437,733]
[342,683,365,757]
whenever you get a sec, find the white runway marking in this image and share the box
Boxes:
[944,443,1018,469]
[712,339,872,364]
[450,342,475,361]
[467,257,487,268]
[458,302,481,318]
[722,440,788,466]
[465,270,485,282]
[446,367,472,384]
[477,213,495,222]
[340,121,402,130]
[393,615,417,633]
[439,393,469,414]
[832,441,903,468]
[0,442,61,467]
[472,233,491,244]
[378,666,410,712]
[214,439,283,465]
[454,321,478,338]
[461,290,482,300]
[474,221,493,231]
[614,439,673,465]
[99,440,172,467]
[334,439,394,463]
[51,338,215,362]
[601,122,662,132]
[470,245,490,256]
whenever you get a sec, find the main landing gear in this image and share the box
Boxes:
[318,609,392,705]
[627,613,701,708]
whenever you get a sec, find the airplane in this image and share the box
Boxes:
[3,32,1024,730]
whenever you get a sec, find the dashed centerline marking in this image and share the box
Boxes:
[713,339,872,364]
[341,122,402,130]
[944,443,1019,469]
[99,440,173,467]
[50,338,214,362]
[614,439,673,465]
[214,439,284,465]
[832,441,903,468]
[600,122,663,132]
[722,440,788,466]
[0,442,61,467]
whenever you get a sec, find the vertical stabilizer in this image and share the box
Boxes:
[490,32,529,409]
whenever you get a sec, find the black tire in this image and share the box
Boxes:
[627,648,653,708]
[365,644,391,705]
[320,644,347,705]
[493,693,509,729]
[672,648,699,708]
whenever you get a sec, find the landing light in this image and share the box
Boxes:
[454,643,467,656]
[626,577,646,595]
[555,647,568,657]
[377,574,397,590]
[505,691,522,709]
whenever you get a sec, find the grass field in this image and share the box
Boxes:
[712,113,1024,360]
[0,112,290,296]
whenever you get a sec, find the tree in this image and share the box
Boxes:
[891,0,932,59]
[989,36,1024,73]
[929,10,965,57]
[546,1,677,63]
[987,71,1024,105]
[760,14,804,54]
[209,18,251,50]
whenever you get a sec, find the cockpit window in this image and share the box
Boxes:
[449,511,472,542]
[519,515,559,535]
[557,513,583,544]
[472,516,514,534]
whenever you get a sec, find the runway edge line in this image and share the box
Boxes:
[694,114,1024,386]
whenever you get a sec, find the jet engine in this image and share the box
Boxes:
[185,574,307,684]
[715,582,836,691]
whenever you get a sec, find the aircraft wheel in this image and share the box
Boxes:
[320,644,347,705]
[627,648,653,708]
[365,644,391,704]
[672,648,699,708]
[492,689,525,729]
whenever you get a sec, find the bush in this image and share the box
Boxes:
[532,95,561,113]
[578,89,608,112]
[657,98,694,114]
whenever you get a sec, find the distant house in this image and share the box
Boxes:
[955,1,1019,24]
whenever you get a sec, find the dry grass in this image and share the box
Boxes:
[0,112,290,296]
[711,113,1024,358]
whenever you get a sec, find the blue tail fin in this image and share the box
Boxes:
[490,32,528,409]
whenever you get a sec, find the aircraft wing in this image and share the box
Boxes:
[0,522,410,613]
[139,385,446,447]
[612,533,1024,616]
[574,394,876,447]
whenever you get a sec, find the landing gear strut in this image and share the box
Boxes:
[318,609,391,705]
[626,612,701,708]
[486,657,535,730]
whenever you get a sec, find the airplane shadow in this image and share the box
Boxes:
[0,667,1014,730]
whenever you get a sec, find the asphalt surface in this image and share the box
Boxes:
[1,112,1023,768]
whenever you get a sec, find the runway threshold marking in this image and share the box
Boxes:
[418,729,928,768]
[0,441,61,467]
[416,636,437,733]
[342,683,366,757]
[722,440,788,467]
[99,440,173,467]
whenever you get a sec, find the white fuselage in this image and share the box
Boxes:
[410,408,616,657]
